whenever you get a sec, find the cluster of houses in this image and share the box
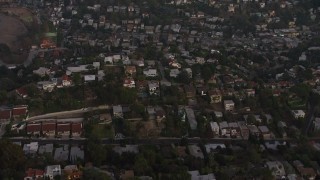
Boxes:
[26,122,83,138]
[24,164,82,180]
[18,141,84,180]
[0,105,28,121]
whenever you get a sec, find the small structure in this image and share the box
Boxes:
[185,107,197,130]
[265,161,286,179]
[44,165,61,180]
[224,100,235,111]
[291,110,305,119]
[24,168,44,180]
[23,142,39,155]
[209,122,219,136]
[188,145,204,159]
[113,105,123,118]
[258,126,272,139]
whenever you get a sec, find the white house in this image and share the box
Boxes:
[123,79,135,88]
[219,121,229,137]
[314,118,320,131]
[45,165,61,180]
[291,110,305,119]
[265,161,286,179]
[33,67,50,77]
[37,81,56,92]
[113,105,123,118]
[104,56,113,64]
[224,100,235,111]
[185,107,197,130]
[23,142,39,155]
[170,69,180,78]
[143,69,157,77]
[148,81,160,96]
[210,122,219,136]
[84,75,96,82]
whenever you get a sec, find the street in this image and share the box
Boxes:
[7,136,308,146]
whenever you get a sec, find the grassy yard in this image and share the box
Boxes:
[91,124,115,139]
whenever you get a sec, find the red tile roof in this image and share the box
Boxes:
[0,109,11,120]
[16,87,28,97]
[72,123,82,133]
[12,105,28,116]
[25,168,44,178]
[57,123,71,132]
[26,123,41,133]
[42,123,56,132]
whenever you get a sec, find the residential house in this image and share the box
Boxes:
[188,170,216,180]
[224,100,235,111]
[185,107,197,130]
[183,68,192,78]
[26,123,41,135]
[12,105,28,117]
[62,75,72,87]
[170,69,180,78]
[214,111,223,118]
[71,123,83,137]
[113,145,139,155]
[63,165,82,180]
[291,110,305,119]
[293,160,317,180]
[44,165,61,180]
[84,75,96,82]
[238,121,250,140]
[219,121,230,137]
[184,84,196,98]
[188,145,204,159]
[113,105,123,118]
[245,89,255,97]
[0,108,12,121]
[37,81,56,91]
[143,69,157,77]
[228,122,240,138]
[209,122,220,136]
[258,126,272,139]
[265,161,286,179]
[24,168,44,180]
[23,142,39,155]
[148,81,160,96]
[125,66,137,77]
[123,78,136,88]
[208,89,222,103]
[247,125,260,137]
[16,87,28,98]
[57,123,71,137]
[33,67,50,77]
[42,122,56,137]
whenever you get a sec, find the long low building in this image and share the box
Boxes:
[26,122,83,137]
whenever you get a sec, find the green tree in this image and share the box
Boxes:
[201,66,213,82]
[0,140,26,180]
[134,155,149,175]
[72,73,82,86]
[119,88,137,104]
[0,90,7,102]
[177,71,191,84]
[82,168,112,180]
[87,137,107,166]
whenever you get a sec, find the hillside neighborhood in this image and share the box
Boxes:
[1,0,320,179]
